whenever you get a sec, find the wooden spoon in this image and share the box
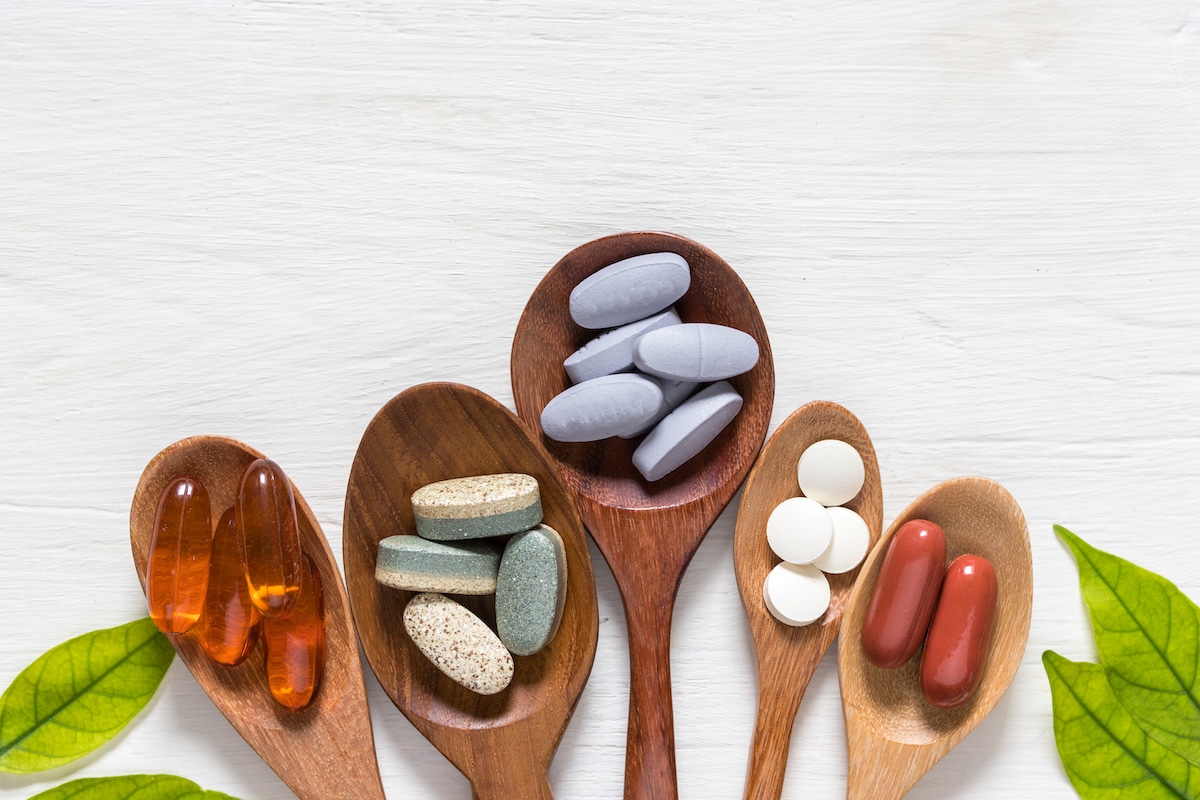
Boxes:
[342,382,599,800]
[733,401,883,800]
[130,435,385,800]
[837,477,1033,799]
[510,231,776,800]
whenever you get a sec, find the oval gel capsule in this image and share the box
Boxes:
[263,553,325,710]
[237,459,303,617]
[861,519,946,668]
[198,507,261,666]
[147,475,213,635]
[920,554,998,708]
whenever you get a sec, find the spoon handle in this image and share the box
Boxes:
[622,589,680,800]
[741,664,811,799]
[471,773,553,800]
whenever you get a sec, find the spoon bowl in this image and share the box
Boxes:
[130,435,385,800]
[837,477,1033,799]
[342,382,599,800]
[733,401,883,800]
[511,231,775,799]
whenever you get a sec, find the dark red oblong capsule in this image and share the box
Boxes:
[198,507,262,666]
[861,519,946,669]
[920,554,998,708]
[237,458,303,618]
[263,553,326,710]
[147,476,213,635]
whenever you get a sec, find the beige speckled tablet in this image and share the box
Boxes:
[403,592,514,695]
[411,473,542,541]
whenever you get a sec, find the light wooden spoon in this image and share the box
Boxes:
[733,401,883,800]
[837,477,1033,799]
[342,382,599,800]
[510,231,776,800]
[130,435,385,800]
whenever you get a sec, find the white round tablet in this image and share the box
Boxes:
[796,439,865,507]
[762,562,831,626]
[812,506,871,574]
[766,496,833,565]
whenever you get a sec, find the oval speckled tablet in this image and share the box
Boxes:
[403,592,514,695]
[375,535,501,595]
[632,380,743,481]
[496,524,568,656]
[569,252,691,329]
[540,373,664,442]
[634,323,760,382]
[563,308,681,384]
[411,473,542,541]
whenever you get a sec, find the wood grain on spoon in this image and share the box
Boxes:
[734,401,883,800]
[129,436,385,800]
[342,382,598,800]
[510,232,775,800]
[837,477,1033,800]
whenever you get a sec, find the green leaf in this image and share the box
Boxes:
[1044,650,1200,799]
[27,774,240,800]
[1055,525,1200,763]
[0,617,175,773]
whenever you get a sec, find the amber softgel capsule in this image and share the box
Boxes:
[198,507,262,666]
[237,458,303,617]
[263,553,326,710]
[147,475,213,635]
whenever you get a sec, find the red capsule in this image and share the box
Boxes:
[861,519,946,668]
[237,459,303,617]
[263,553,326,710]
[920,554,998,708]
[147,476,213,635]
[198,507,261,666]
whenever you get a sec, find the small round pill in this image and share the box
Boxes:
[766,496,834,565]
[796,439,865,507]
[812,506,871,574]
[763,562,831,626]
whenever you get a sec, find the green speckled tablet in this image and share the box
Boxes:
[375,535,501,594]
[411,473,542,541]
[496,524,568,656]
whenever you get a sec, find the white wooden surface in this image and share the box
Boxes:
[2,1,1199,798]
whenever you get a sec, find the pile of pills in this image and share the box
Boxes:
[761,440,871,626]
[860,519,998,708]
[374,473,568,696]
[146,460,325,710]
[539,252,760,482]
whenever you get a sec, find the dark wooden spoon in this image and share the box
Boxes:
[130,435,385,800]
[837,477,1033,799]
[510,231,775,800]
[733,401,883,800]
[342,382,599,800]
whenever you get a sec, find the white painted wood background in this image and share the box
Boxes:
[2,1,1199,797]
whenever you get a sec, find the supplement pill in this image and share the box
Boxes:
[569,252,691,329]
[237,459,303,617]
[411,473,541,541]
[861,519,947,669]
[796,440,865,507]
[375,535,502,594]
[496,525,568,656]
[633,323,760,382]
[198,507,262,666]
[920,554,998,708]
[765,496,834,565]
[540,373,664,442]
[563,308,681,384]
[812,506,871,574]
[632,380,743,481]
[404,592,515,695]
[262,553,325,710]
[763,562,831,626]
[147,475,213,635]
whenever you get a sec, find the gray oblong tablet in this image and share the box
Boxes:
[496,524,568,656]
[411,473,542,541]
[540,373,664,442]
[564,308,681,384]
[569,252,691,329]
[632,380,743,481]
[376,535,502,594]
[634,323,760,382]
